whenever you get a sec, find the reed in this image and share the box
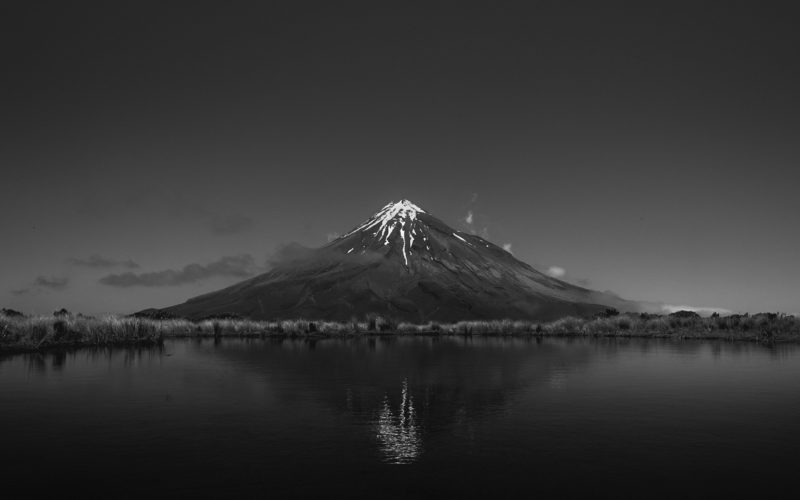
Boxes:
[2,310,798,352]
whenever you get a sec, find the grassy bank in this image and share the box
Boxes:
[1,310,798,353]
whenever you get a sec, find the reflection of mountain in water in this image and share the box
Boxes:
[12,337,787,468]
[375,378,421,464]
[3,336,800,497]
[203,336,605,462]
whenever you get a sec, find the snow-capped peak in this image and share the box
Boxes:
[343,200,426,238]
[379,199,426,219]
[340,200,428,267]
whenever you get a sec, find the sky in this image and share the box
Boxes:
[1,2,798,316]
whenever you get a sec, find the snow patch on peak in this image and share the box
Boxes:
[343,199,426,238]
[453,232,472,245]
[393,199,425,212]
[339,199,432,269]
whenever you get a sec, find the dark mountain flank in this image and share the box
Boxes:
[157,200,628,322]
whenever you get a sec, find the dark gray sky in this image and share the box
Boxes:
[2,1,798,315]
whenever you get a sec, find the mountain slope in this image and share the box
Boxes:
[158,200,626,321]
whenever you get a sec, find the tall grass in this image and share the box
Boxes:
[1,311,798,352]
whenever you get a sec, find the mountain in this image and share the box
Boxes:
[156,200,633,322]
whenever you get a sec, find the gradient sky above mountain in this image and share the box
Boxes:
[1,2,798,315]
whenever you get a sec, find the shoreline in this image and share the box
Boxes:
[2,312,798,354]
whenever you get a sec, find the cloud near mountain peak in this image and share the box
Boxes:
[99,254,260,287]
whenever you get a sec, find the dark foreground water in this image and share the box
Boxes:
[2,337,800,498]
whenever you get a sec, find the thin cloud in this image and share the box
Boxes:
[99,255,260,287]
[266,242,318,268]
[265,241,383,269]
[68,255,140,269]
[209,213,254,235]
[463,193,479,235]
[462,193,492,240]
[502,243,513,254]
[326,232,340,242]
[34,276,70,289]
[12,276,70,295]
[546,266,566,278]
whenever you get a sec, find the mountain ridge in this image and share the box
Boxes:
[155,200,635,321]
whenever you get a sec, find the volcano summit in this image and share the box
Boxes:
[156,200,625,322]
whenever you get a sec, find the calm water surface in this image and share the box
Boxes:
[2,337,800,498]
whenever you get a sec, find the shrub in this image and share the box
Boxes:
[544,317,584,335]
[1,308,25,318]
[3,310,800,352]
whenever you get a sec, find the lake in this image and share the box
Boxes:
[2,336,799,498]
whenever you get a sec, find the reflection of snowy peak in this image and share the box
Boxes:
[159,199,624,322]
